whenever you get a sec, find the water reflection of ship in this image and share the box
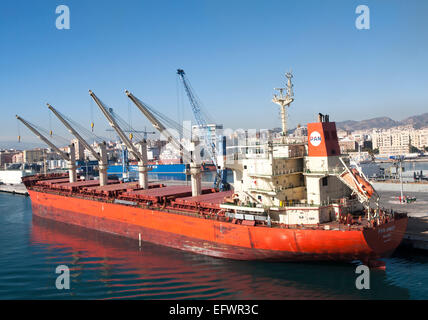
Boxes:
[31,216,409,300]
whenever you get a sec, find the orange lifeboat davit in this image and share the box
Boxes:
[338,165,377,202]
[351,168,375,199]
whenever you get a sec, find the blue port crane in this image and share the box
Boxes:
[177,69,229,191]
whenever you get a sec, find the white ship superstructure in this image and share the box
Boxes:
[223,72,382,226]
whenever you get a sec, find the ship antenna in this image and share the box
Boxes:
[272,70,294,143]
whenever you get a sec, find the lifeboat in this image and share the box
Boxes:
[339,168,376,200]
[351,168,375,199]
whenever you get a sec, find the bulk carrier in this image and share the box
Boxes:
[20,72,407,267]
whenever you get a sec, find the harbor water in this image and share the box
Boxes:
[1,191,427,300]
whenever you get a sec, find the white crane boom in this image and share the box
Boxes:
[125,90,187,160]
[16,115,70,161]
[89,90,149,189]
[89,90,143,162]
[47,103,100,161]
[47,103,109,186]
[16,115,77,183]
[125,90,202,195]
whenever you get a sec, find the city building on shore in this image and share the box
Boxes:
[192,123,223,148]
[0,150,20,168]
[23,149,45,163]
[372,126,428,156]
[338,138,357,153]
[12,152,23,163]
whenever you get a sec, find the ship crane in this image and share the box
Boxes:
[105,110,155,181]
[15,115,77,183]
[125,90,185,154]
[47,103,109,186]
[125,90,202,196]
[89,90,149,189]
[176,69,229,191]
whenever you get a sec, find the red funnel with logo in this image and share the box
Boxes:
[307,120,341,157]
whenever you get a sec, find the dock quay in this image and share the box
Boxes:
[401,216,428,251]
[373,182,428,193]
[377,189,428,251]
[0,183,29,196]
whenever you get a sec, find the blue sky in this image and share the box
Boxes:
[1,0,428,145]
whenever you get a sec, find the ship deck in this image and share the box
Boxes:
[120,185,215,203]
[53,179,120,191]
[173,190,234,210]
[83,181,138,192]
[36,177,70,187]
[82,182,165,196]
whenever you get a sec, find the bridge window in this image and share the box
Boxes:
[322,177,328,186]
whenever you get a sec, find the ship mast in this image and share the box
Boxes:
[272,71,294,143]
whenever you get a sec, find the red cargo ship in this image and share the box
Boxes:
[23,114,407,265]
[21,74,407,266]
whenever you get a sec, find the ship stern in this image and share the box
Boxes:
[362,216,408,259]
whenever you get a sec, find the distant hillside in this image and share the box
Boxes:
[336,113,428,131]
[401,113,428,129]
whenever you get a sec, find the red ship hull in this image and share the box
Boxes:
[28,189,407,262]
